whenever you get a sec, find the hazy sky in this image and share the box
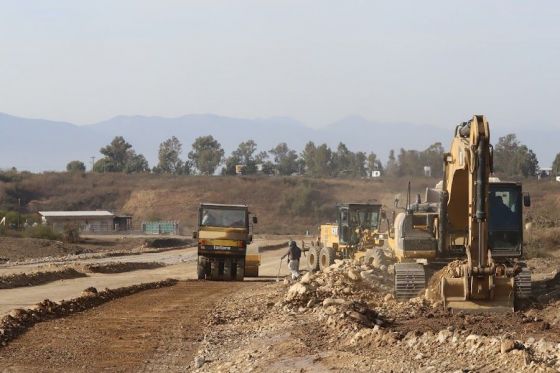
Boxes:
[1,1,559,129]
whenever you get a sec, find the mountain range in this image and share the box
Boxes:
[0,112,555,172]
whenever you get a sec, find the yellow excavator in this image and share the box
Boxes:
[389,115,531,311]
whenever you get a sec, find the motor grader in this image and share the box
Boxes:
[387,115,531,311]
[193,203,260,281]
[307,203,386,271]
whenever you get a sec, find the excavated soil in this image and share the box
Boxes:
[0,267,86,289]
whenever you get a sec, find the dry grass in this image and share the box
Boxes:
[1,172,557,236]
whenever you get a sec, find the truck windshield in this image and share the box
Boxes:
[200,208,247,228]
[488,186,522,250]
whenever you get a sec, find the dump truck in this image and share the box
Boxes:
[193,203,260,280]
[307,203,386,271]
[388,115,531,310]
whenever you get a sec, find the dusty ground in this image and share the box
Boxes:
[1,235,560,372]
[0,281,255,372]
[0,235,192,264]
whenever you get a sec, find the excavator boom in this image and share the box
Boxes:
[440,115,516,311]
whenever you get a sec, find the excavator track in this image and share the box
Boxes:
[515,268,532,299]
[394,263,426,300]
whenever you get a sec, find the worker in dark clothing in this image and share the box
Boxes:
[281,240,302,280]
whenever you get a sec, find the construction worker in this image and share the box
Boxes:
[282,240,302,280]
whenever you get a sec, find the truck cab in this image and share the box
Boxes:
[194,203,259,280]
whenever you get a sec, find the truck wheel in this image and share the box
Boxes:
[319,247,335,270]
[210,260,220,281]
[197,258,206,280]
[223,259,233,280]
[236,259,245,281]
[307,246,320,272]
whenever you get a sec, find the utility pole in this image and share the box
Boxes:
[90,156,96,172]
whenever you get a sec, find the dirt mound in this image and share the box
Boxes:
[193,255,560,372]
[143,238,192,248]
[0,268,86,289]
[0,279,178,348]
[79,261,166,273]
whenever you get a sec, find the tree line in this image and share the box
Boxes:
[65,133,549,179]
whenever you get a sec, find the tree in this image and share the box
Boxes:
[269,143,299,175]
[93,157,116,173]
[494,134,539,177]
[367,152,383,175]
[385,149,398,176]
[223,140,266,175]
[420,142,445,178]
[156,136,186,174]
[124,152,150,173]
[313,144,333,177]
[99,136,133,172]
[66,160,86,173]
[188,135,224,175]
[553,153,560,175]
[95,136,149,173]
[332,143,353,176]
[231,140,266,175]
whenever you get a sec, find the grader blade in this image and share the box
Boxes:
[441,275,515,312]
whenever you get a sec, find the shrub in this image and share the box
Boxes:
[63,224,80,243]
[525,227,560,258]
[24,225,62,241]
[280,184,322,216]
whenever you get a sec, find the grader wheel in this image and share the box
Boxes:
[319,247,335,270]
[307,247,320,272]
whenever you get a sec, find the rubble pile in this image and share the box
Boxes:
[281,258,396,333]
[0,278,178,347]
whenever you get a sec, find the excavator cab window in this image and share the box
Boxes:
[488,185,523,255]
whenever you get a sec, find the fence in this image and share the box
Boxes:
[142,221,180,235]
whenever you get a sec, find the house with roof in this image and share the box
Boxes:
[39,211,132,233]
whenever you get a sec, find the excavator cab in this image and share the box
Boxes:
[488,182,525,258]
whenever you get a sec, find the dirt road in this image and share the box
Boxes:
[0,239,291,317]
[0,281,259,372]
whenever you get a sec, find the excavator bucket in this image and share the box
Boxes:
[441,275,515,312]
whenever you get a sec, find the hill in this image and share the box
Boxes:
[1,112,556,171]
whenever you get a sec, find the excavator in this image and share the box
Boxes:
[388,115,531,311]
